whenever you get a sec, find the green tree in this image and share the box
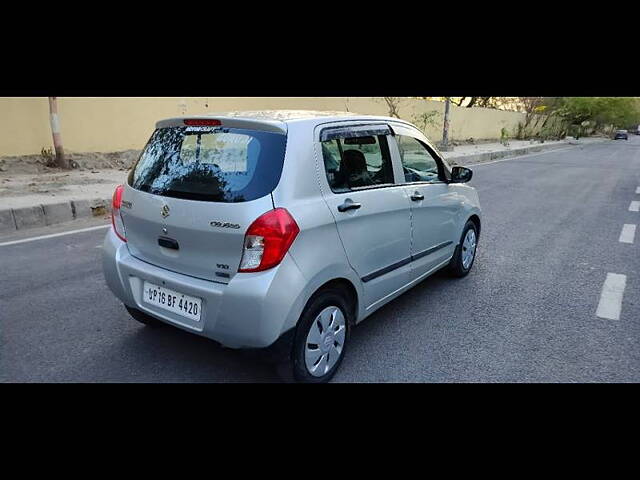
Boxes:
[545,97,640,133]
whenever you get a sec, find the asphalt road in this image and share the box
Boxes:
[2,138,639,382]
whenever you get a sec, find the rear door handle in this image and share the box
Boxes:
[411,193,424,201]
[338,200,362,212]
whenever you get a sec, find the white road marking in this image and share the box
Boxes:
[619,224,636,244]
[596,273,627,320]
[629,201,640,212]
[636,186,640,194]
[0,225,110,247]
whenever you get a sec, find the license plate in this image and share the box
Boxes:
[142,281,202,322]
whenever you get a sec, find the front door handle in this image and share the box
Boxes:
[410,193,424,201]
[338,200,362,212]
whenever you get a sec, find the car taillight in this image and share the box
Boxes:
[239,208,300,273]
[111,184,127,242]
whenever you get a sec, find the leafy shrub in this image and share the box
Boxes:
[412,111,441,134]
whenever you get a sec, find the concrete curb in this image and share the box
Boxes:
[0,197,111,234]
[0,208,17,234]
[445,138,611,166]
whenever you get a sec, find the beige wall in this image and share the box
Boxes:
[0,97,531,156]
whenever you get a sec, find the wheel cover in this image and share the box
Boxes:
[304,306,346,377]
[461,229,477,269]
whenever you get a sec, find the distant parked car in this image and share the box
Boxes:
[614,130,628,140]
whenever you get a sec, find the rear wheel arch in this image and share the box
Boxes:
[306,278,359,325]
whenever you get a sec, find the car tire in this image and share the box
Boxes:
[280,288,352,383]
[448,220,479,278]
[125,305,165,328]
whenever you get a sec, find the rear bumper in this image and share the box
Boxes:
[102,228,307,348]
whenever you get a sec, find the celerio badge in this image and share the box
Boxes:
[210,221,241,229]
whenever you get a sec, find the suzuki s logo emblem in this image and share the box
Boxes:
[161,205,170,218]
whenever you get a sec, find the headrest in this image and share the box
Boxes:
[342,149,367,173]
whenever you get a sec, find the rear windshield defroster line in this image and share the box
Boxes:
[128,126,287,203]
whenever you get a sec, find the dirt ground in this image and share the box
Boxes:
[0,150,139,209]
[0,149,140,176]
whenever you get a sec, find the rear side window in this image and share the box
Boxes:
[128,126,286,202]
[321,135,394,193]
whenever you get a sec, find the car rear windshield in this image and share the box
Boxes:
[128,126,287,202]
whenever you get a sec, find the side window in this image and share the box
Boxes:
[321,135,395,193]
[397,135,443,183]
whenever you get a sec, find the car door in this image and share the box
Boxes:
[317,123,412,309]
[388,125,459,281]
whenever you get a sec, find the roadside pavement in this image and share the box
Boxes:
[440,136,608,165]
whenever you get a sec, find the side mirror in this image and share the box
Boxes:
[451,166,473,183]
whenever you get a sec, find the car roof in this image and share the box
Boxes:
[205,110,359,122]
[156,110,416,131]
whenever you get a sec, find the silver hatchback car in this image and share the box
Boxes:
[103,110,482,382]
